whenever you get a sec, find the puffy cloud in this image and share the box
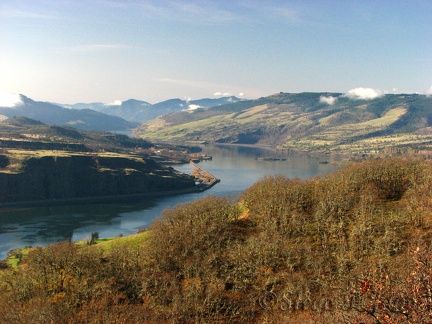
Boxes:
[188,104,201,111]
[238,92,244,97]
[106,100,122,106]
[319,95,338,105]
[214,92,232,97]
[344,87,384,100]
[426,85,432,96]
[0,92,23,107]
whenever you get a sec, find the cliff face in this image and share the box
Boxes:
[0,155,196,203]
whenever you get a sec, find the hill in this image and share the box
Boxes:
[0,117,202,205]
[62,96,244,123]
[0,151,197,205]
[134,92,432,155]
[0,95,136,131]
[0,116,152,152]
[1,157,432,322]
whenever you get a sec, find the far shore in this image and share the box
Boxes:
[0,185,209,209]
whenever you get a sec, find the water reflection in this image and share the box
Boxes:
[0,145,337,259]
[0,201,156,258]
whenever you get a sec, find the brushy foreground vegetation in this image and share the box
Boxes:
[2,157,432,323]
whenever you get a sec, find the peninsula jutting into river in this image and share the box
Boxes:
[0,152,201,207]
[190,160,220,189]
[0,117,220,207]
[0,145,336,260]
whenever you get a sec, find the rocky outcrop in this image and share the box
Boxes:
[0,155,196,204]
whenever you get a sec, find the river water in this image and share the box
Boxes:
[0,145,337,259]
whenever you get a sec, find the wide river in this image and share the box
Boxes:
[0,145,337,259]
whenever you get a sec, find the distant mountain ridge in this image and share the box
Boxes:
[133,92,432,155]
[61,96,244,123]
[0,95,136,132]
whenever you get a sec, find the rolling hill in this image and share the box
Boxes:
[133,92,432,155]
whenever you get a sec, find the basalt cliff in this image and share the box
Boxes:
[0,153,196,205]
[0,117,198,205]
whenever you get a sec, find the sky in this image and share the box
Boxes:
[0,0,431,104]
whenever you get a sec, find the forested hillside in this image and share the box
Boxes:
[2,157,432,322]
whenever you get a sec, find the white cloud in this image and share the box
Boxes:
[238,92,244,97]
[319,95,338,105]
[106,100,122,106]
[344,87,384,100]
[0,92,23,107]
[188,104,201,111]
[426,85,432,96]
[214,92,232,97]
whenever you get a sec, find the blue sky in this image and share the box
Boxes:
[0,0,431,104]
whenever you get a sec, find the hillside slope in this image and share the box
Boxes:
[0,116,152,153]
[2,157,432,322]
[134,92,432,154]
[0,95,136,131]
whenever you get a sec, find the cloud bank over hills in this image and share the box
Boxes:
[0,93,23,107]
[319,95,338,105]
[344,88,384,100]
[320,87,394,105]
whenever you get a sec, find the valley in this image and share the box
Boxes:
[1,94,432,322]
[3,0,430,321]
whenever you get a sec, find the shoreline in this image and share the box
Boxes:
[0,184,210,209]
[0,160,222,209]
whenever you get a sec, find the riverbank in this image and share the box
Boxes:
[0,183,212,208]
[0,145,337,262]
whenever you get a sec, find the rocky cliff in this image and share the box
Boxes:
[0,154,196,204]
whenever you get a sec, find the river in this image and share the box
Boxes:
[0,145,337,260]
